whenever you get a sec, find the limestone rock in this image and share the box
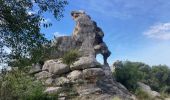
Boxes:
[34,11,137,100]
[70,56,101,70]
[137,82,161,98]
[44,87,63,94]
[54,77,70,86]
[35,71,52,80]
[67,70,83,81]
[45,78,54,86]
[42,59,70,75]
[52,10,111,65]
[82,68,105,79]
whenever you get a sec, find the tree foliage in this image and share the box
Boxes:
[0,0,68,68]
[114,61,143,91]
[114,61,170,94]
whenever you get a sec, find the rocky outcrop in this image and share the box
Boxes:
[30,10,136,100]
[52,10,111,65]
[137,82,161,98]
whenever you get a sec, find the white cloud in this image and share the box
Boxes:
[144,23,170,40]
[53,32,67,37]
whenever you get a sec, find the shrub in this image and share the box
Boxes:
[0,69,58,100]
[62,49,80,65]
[114,61,143,91]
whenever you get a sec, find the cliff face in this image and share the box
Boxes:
[30,11,136,100]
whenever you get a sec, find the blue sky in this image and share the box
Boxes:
[41,0,170,66]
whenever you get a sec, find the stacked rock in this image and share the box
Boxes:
[30,11,136,100]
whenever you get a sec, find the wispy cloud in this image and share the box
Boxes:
[144,22,170,40]
[53,32,67,37]
[72,0,170,20]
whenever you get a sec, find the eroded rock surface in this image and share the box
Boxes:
[30,10,136,100]
[52,10,111,65]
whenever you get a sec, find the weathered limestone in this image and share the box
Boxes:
[30,10,136,100]
[42,59,70,75]
[35,71,52,80]
[44,87,63,94]
[70,56,101,70]
[67,70,83,81]
[137,82,161,98]
[52,10,111,65]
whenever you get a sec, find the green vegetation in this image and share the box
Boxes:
[0,69,58,100]
[114,61,170,98]
[114,61,143,91]
[0,0,68,68]
[62,49,80,65]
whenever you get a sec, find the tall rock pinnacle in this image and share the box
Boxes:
[53,10,111,65]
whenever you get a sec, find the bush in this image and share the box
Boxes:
[62,49,80,65]
[114,61,143,91]
[0,69,58,100]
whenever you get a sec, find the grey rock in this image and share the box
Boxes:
[45,78,54,86]
[137,82,161,98]
[70,56,101,70]
[44,87,63,94]
[42,59,70,75]
[67,70,83,81]
[82,68,105,79]
[34,71,52,80]
[54,77,70,86]
[52,10,111,65]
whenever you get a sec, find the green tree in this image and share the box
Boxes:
[0,0,68,68]
[114,61,143,91]
[149,65,170,92]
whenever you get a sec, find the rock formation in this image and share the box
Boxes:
[52,10,111,65]
[30,10,136,100]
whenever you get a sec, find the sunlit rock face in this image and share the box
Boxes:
[30,11,136,100]
[52,10,111,65]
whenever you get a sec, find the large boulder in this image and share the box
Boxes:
[42,59,70,75]
[70,56,101,70]
[67,70,83,81]
[137,82,161,98]
[82,68,105,79]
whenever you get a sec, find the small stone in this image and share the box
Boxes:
[44,87,63,94]
[54,77,70,86]
[45,78,54,86]
[34,71,52,80]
